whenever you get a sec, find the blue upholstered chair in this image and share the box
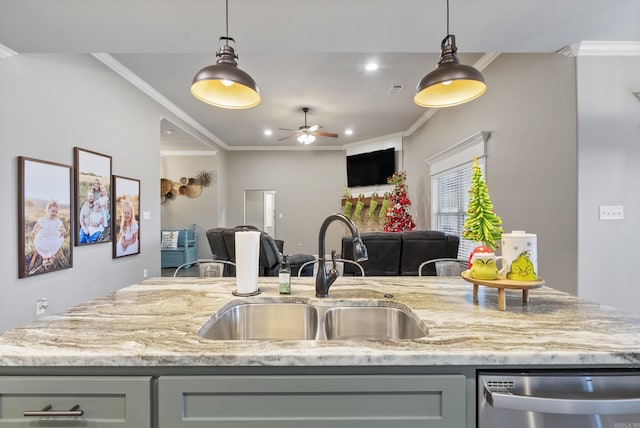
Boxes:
[160,224,198,268]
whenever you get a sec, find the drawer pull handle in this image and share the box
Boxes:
[24,404,84,417]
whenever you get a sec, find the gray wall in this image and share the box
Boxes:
[0,53,224,332]
[0,54,161,331]
[403,53,578,295]
[160,154,219,258]
[225,150,348,256]
[577,55,640,314]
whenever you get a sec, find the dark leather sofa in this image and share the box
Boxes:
[341,230,459,276]
[206,227,315,277]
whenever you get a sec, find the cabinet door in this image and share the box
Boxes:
[0,376,151,427]
[159,374,465,428]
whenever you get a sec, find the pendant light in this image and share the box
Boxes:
[414,0,486,108]
[191,0,260,109]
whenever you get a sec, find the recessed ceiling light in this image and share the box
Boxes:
[345,129,354,136]
[365,62,378,72]
[264,129,273,136]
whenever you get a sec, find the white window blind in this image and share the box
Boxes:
[427,132,489,260]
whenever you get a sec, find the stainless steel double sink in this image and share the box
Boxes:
[199,300,428,341]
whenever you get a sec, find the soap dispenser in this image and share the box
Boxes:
[279,255,291,295]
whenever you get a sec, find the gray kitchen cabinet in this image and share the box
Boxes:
[0,376,151,427]
[158,374,466,428]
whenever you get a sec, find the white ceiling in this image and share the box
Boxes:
[2,0,639,152]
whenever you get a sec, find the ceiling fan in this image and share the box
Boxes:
[278,107,339,144]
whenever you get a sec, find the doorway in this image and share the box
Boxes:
[244,190,276,237]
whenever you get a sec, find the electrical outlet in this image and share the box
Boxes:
[143,269,148,278]
[35,298,48,316]
[599,205,624,220]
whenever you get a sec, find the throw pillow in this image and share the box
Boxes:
[161,230,180,248]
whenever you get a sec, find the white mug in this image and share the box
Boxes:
[500,231,538,280]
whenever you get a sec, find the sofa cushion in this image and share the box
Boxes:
[342,232,402,276]
[205,228,235,276]
[206,228,230,261]
[287,253,316,277]
[259,232,282,275]
[400,230,459,275]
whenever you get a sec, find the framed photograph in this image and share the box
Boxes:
[18,157,73,278]
[112,175,140,259]
[74,147,112,245]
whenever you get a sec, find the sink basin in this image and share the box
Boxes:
[200,303,318,340]
[199,301,428,341]
[323,306,426,340]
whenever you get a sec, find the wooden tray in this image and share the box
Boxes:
[461,270,545,311]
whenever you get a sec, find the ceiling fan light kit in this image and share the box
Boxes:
[278,107,339,144]
[414,0,486,108]
[190,0,260,109]
[297,134,316,145]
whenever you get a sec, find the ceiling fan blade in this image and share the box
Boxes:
[278,127,296,131]
[313,131,339,138]
[278,133,297,141]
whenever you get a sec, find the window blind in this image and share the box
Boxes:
[427,132,489,260]
[431,160,484,259]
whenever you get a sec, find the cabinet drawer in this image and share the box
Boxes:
[0,376,151,427]
[159,374,466,428]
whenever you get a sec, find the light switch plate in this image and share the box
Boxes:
[599,205,624,220]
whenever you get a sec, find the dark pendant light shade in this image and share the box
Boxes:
[414,35,486,108]
[414,0,486,108]
[191,38,261,109]
[190,0,260,109]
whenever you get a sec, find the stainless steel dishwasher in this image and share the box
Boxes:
[478,371,640,428]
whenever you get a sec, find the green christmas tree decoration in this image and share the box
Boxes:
[383,171,416,232]
[462,157,503,250]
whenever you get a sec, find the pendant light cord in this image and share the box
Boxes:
[225,0,229,44]
[446,0,450,36]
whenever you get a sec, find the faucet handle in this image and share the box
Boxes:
[330,250,338,271]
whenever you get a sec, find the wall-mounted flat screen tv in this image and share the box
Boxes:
[346,147,395,187]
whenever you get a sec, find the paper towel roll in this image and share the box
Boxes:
[235,230,261,294]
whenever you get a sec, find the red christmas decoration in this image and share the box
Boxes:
[383,171,416,232]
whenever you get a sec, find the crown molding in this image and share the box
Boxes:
[561,41,640,57]
[160,150,218,157]
[0,44,18,59]
[91,53,229,151]
[228,144,344,151]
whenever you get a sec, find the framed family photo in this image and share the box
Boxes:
[74,147,112,245]
[18,157,73,278]
[112,175,141,259]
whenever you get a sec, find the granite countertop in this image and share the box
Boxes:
[1,276,639,367]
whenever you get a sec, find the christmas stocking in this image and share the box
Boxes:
[354,195,365,220]
[379,193,391,219]
[369,193,379,220]
[343,198,353,216]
